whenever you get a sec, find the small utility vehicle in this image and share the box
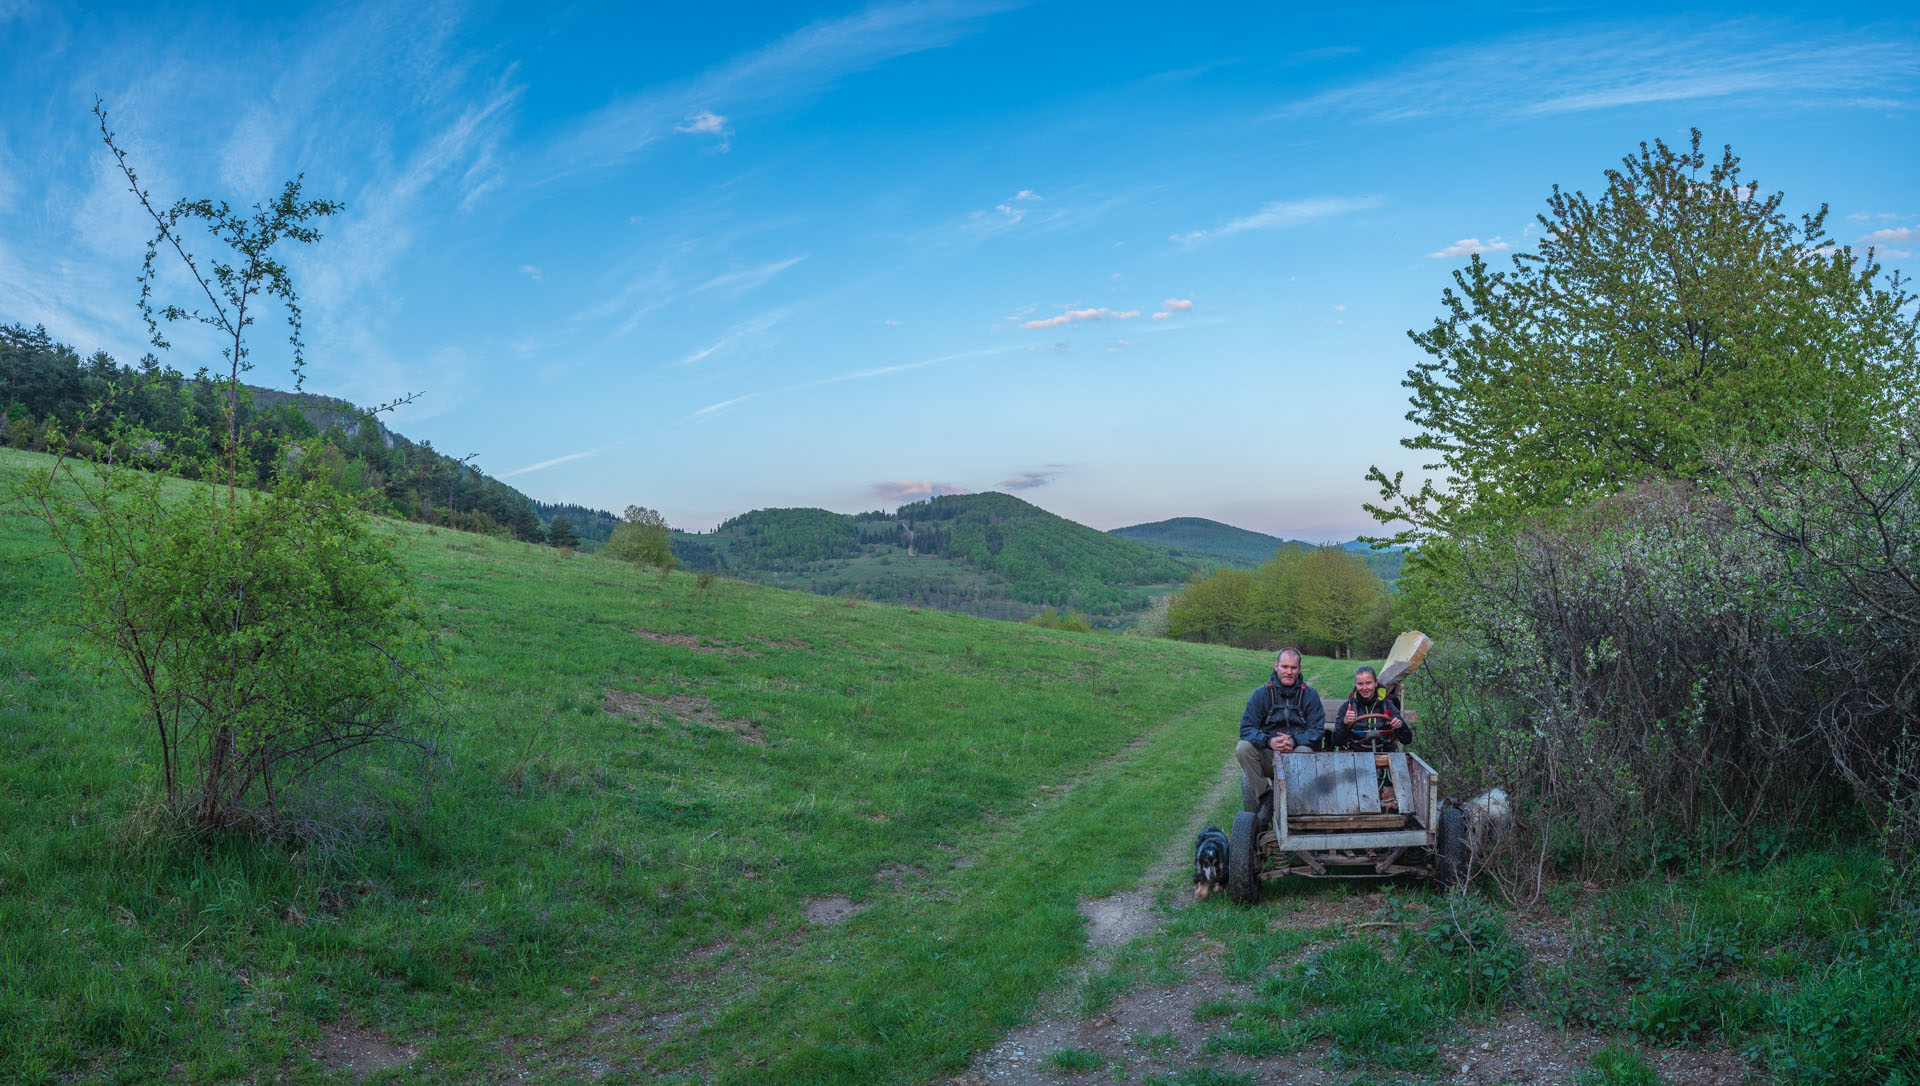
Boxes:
[1227,632,1467,902]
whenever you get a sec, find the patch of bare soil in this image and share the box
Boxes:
[877,863,927,888]
[630,629,757,655]
[602,690,765,744]
[1438,1015,1755,1084]
[804,895,866,925]
[1079,889,1159,947]
[310,1022,416,1077]
[950,982,1347,1086]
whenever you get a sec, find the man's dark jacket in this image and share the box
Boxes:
[1239,671,1327,751]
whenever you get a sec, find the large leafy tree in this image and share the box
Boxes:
[1369,130,1919,541]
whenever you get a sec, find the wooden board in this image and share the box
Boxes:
[1290,813,1409,830]
[1388,755,1415,817]
[1377,630,1432,689]
[1407,751,1437,831]
[1276,828,1430,851]
[1278,753,1381,816]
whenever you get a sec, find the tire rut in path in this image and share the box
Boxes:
[952,756,1274,1085]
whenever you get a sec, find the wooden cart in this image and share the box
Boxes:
[1226,632,1465,902]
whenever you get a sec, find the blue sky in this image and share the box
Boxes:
[2,2,1915,539]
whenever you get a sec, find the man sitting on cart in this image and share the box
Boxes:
[1236,648,1326,828]
[1330,665,1410,752]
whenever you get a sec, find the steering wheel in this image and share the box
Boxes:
[1349,711,1397,741]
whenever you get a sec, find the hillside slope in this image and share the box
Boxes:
[0,445,1294,1081]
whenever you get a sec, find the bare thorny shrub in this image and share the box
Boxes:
[1416,485,1840,899]
[1420,423,1920,908]
[1718,417,1920,911]
[12,103,444,855]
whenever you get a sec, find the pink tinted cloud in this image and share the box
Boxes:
[1151,297,1194,320]
[871,480,968,502]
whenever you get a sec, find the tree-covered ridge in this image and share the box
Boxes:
[716,506,863,564]
[1,322,544,541]
[1109,516,1298,564]
[672,492,1194,620]
[898,492,1191,603]
[1112,515,1407,583]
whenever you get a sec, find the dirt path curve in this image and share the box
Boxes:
[948,756,1315,1086]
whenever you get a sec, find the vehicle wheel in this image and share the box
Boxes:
[1228,811,1260,904]
[1436,806,1469,888]
[1240,773,1258,813]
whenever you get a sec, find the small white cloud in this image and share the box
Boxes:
[1862,226,1917,245]
[1427,236,1510,259]
[1020,306,1141,330]
[675,110,733,151]
[1012,189,1040,201]
[520,264,544,282]
[877,318,904,326]
[1151,297,1194,320]
[1334,304,1346,312]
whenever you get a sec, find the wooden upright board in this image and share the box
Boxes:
[1376,630,1433,690]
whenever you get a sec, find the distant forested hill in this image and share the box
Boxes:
[672,492,1194,624]
[1110,517,1299,565]
[2,321,547,541]
[1111,516,1405,583]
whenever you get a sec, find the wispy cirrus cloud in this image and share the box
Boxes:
[1172,196,1381,244]
[1277,20,1920,124]
[672,305,796,367]
[1428,236,1509,259]
[872,480,968,502]
[538,1,1012,183]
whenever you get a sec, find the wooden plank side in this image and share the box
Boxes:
[1406,751,1436,831]
[1290,813,1409,830]
[1276,828,1431,851]
[1388,755,1415,816]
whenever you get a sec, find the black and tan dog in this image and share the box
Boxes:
[1193,825,1229,900]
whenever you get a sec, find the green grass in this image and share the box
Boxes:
[0,446,1324,1082]
[1081,845,1915,1084]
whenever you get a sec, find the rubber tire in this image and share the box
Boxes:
[1436,806,1469,888]
[1228,811,1260,904]
[1241,773,1259,813]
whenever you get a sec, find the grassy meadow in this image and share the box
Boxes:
[0,446,1341,1082]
